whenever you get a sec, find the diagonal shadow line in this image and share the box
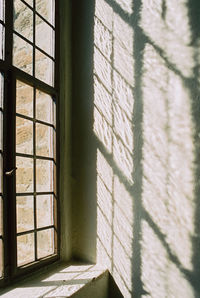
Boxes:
[104,0,134,25]
[94,135,134,191]
[143,209,194,285]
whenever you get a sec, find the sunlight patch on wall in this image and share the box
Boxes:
[141,43,195,296]
[93,0,134,183]
[114,0,133,15]
[141,220,195,297]
[96,150,133,298]
[94,1,135,296]
[140,0,194,78]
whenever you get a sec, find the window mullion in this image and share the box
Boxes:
[3,0,17,281]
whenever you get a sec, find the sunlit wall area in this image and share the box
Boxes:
[92,0,199,297]
[141,43,195,296]
[94,0,134,297]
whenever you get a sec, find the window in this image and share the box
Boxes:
[0,0,59,285]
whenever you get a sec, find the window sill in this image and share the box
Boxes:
[0,262,108,297]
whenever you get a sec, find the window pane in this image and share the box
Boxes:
[37,195,53,228]
[13,34,33,75]
[0,197,2,235]
[14,0,33,42]
[0,24,4,60]
[37,228,54,259]
[16,80,33,118]
[36,0,55,26]
[0,155,2,192]
[35,49,54,86]
[0,0,4,21]
[36,90,54,124]
[17,233,34,266]
[17,196,34,233]
[36,15,54,57]
[0,239,3,277]
[0,112,3,152]
[16,156,33,193]
[36,123,54,158]
[0,73,3,108]
[36,159,53,192]
[16,117,33,155]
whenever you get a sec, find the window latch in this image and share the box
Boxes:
[5,167,17,176]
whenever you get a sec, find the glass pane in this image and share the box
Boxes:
[17,233,34,266]
[13,34,33,75]
[16,196,34,233]
[0,239,3,277]
[0,0,4,21]
[36,15,54,57]
[16,80,33,117]
[0,196,2,235]
[36,90,54,124]
[36,123,54,158]
[36,159,53,192]
[0,155,2,192]
[37,228,54,259]
[16,156,33,193]
[16,117,33,155]
[36,0,55,26]
[0,73,3,108]
[0,24,4,60]
[0,112,2,151]
[35,49,54,86]
[37,195,53,228]
[14,0,33,42]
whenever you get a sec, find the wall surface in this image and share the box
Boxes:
[71,0,200,297]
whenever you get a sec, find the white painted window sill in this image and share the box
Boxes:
[0,262,108,298]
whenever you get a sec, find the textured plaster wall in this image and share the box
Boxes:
[72,0,200,297]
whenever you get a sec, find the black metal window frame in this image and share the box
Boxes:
[0,0,60,287]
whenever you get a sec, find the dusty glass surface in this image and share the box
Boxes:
[37,228,54,259]
[37,195,53,228]
[0,73,3,108]
[16,156,33,193]
[17,233,34,266]
[0,239,3,277]
[36,159,53,192]
[36,90,54,124]
[17,196,34,233]
[14,0,33,41]
[36,15,54,57]
[16,80,33,117]
[36,123,53,158]
[0,24,4,60]
[0,0,4,21]
[0,155,2,193]
[36,0,55,26]
[0,196,2,235]
[0,112,2,152]
[35,49,54,86]
[16,117,33,155]
[13,34,33,75]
